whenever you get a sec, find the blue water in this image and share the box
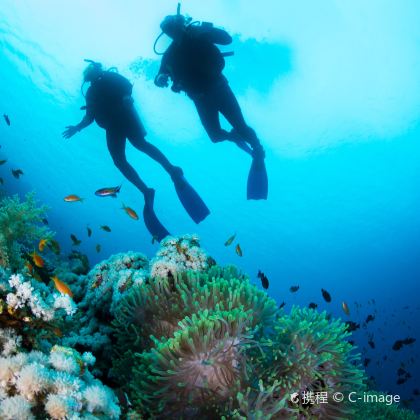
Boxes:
[1,0,420,413]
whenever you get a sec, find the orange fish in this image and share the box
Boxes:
[51,276,73,298]
[235,244,243,257]
[38,238,48,252]
[25,261,34,275]
[342,301,350,316]
[64,194,83,202]
[121,204,139,220]
[31,251,44,268]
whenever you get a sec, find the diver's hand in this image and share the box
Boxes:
[154,73,169,88]
[62,125,79,139]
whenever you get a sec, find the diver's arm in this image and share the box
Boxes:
[76,113,94,131]
[62,113,94,139]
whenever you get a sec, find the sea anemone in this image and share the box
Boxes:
[131,309,253,417]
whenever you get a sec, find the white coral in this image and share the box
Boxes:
[0,395,34,419]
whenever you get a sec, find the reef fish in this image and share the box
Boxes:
[70,234,81,246]
[290,285,299,293]
[235,244,243,257]
[3,114,10,126]
[257,270,269,289]
[30,251,44,268]
[48,239,61,255]
[122,204,139,220]
[342,301,350,316]
[51,275,73,298]
[308,302,318,309]
[87,227,92,237]
[279,301,286,309]
[392,337,416,351]
[38,238,48,252]
[95,184,121,198]
[321,288,331,303]
[100,225,111,232]
[0,159,7,165]
[224,233,236,247]
[64,194,83,202]
[12,169,23,179]
[95,244,101,253]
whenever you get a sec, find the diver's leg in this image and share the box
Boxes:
[106,130,154,205]
[128,135,183,181]
[193,95,231,143]
[217,84,264,159]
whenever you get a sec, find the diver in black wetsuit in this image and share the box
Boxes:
[63,61,182,209]
[155,15,265,161]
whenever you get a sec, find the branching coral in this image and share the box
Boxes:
[0,273,76,353]
[0,332,120,419]
[62,252,149,380]
[0,192,51,270]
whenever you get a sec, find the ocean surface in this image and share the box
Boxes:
[1,0,419,414]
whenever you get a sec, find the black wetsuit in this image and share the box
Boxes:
[157,25,261,150]
[84,71,177,195]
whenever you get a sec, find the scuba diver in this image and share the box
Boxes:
[63,60,209,241]
[154,6,268,200]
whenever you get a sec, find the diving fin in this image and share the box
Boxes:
[173,176,210,224]
[142,189,170,242]
[247,157,268,200]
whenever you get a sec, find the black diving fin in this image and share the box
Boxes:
[142,189,170,242]
[173,176,210,224]
[247,157,268,200]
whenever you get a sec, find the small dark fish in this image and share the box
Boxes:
[397,367,407,376]
[257,271,269,289]
[345,321,360,332]
[70,234,81,246]
[365,314,375,324]
[87,227,92,237]
[392,337,416,351]
[368,340,375,349]
[413,389,420,396]
[0,177,3,185]
[308,302,318,309]
[363,358,371,367]
[224,233,236,247]
[95,244,101,253]
[279,301,286,309]
[100,225,111,232]
[42,218,49,225]
[3,114,10,126]
[348,340,355,346]
[321,288,331,303]
[0,159,6,165]
[397,377,409,385]
[290,285,299,293]
[95,184,122,198]
[12,169,23,179]
[235,244,242,257]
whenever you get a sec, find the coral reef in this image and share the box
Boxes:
[150,234,209,278]
[352,391,419,420]
[0,331,120,419]
[0,192,52,271]
[0,273,76,353]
